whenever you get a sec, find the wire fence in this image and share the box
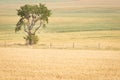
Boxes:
[0,40,119,50]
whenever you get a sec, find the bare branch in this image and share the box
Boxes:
[33,21,42,34]
[30,16,35,30]
[23,25,29,33]
[16,17,24,26]
[35,16,41,23]
[30,15,41,30]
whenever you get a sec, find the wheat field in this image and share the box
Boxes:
[0,0,120,80]
[0,48,120,80]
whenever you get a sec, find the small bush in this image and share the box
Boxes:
[24,35,39,45]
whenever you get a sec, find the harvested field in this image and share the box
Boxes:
[0,48,120,80]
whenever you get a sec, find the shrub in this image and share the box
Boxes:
[24,35,39,45]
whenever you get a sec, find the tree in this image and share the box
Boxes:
[15,3,51,45]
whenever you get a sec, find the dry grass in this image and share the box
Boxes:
[0,48,120,80]
[0,31,120,50]
[49,17,107,24]
[0,16,19,24]
[0,16,107,24]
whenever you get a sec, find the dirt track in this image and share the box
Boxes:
[0,48,120,80]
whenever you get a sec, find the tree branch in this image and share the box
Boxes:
[29,14,35,30]
[29,14,41,30]
[23,25,29,33]
[33,21,42,34]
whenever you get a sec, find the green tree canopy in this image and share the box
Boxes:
[15,3,51,45]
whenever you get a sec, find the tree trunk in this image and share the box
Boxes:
[25,32,38,45]
[28,31,33,45]
[28,35,32,45]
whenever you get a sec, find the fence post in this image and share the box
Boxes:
[73,42,75,48]
[98,43,100,49]
[4,40,6,47]
[50,43,52,48]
